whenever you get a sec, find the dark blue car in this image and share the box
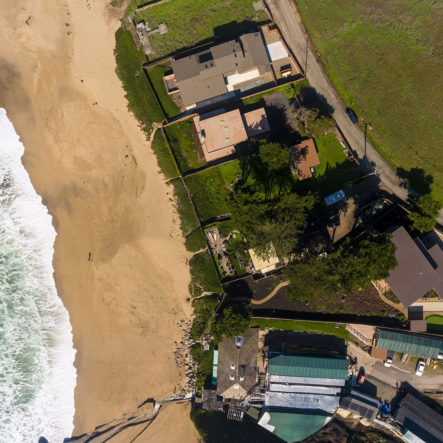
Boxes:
[346,107,358,123]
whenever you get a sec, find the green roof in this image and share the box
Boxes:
[376,329,443,358]
[268,355,348,379]
[265,408,328,442]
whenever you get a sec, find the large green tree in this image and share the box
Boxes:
[230,187,316,259]
[285,233,397,304]
[408,194,441,233]
[215,304,251,339]
[289,106,335,137]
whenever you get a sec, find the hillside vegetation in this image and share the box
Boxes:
[297,0,443,201]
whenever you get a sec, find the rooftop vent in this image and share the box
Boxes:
[230,374,235,381]
[239,375,244,381]
[230,364,235,370]
[234,336,244,348]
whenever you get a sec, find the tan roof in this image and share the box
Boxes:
[243,108,270,137]
[249,245,279,274]
[194,107,270,162]
[292,138,320,180]
[369,346,387,360]
[194,109,247,161]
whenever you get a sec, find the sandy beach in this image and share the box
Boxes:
[0,0,199,441]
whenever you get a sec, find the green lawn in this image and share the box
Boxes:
[164,119,206,173]
[185,228,207,252]
[297,0,443,202]
[242,79,309,106]
[426,315,443,335]
[151,129,180,179]
[114,28,164,133]
[251,318,350,340]
[131,0,268,58]
[169,178,199,234]
[314,133,348,177]
[189,250,223,296]
[147,65,181,118]
[184,161,242,222]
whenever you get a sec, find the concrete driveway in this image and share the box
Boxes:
[266,0,414,202]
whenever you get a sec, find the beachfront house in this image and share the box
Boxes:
[216,328,259,400]
[258,353,348,442]
[193,107,270,162]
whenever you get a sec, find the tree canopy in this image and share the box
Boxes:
[215,304,251,339]
[289,106,335,137]
[230,187,316,259]
[408,194,441,233]
[285,233,397,303]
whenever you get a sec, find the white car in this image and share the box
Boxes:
[384,356,393,367]
[415,359,425,376]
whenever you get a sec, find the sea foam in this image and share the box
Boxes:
[0,108,76,442]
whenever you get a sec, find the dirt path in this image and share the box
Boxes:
[251,280,290,305]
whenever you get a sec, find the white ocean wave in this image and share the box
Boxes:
[0,108,76,442]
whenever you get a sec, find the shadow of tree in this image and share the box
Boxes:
[397,167,433,195]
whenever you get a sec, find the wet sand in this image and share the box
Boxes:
[0,0,199,441]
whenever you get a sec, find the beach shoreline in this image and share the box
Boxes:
[0,1,199,441]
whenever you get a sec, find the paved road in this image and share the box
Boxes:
[267,0,411,201]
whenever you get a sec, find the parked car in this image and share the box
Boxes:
[357,367,365,384]
[346,107,358,123]
[324,190,345,206]
[415,359,425,376]
[384,351,394,367]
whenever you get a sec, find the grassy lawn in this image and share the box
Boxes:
[184,161,242,222]
[131,0,268,57]
[426,315,443,335]
[185,228,207,252]
[114,28,164,133]
[189,250,223,296]
[251,318,350,340]
[169,178,199,234]
[242,78,309,106]
[297,0,443,202]
[151,129,180,179]
[314,133,348,176]
[147,65,181,118]
[164,119,206,173]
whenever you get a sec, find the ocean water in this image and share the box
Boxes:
[0,108,76,442]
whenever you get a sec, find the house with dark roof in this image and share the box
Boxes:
[171,33,274,109]
[383,226,443,307]
[395,393,443,443]
[216,328,259,400]
[375,328,443,359]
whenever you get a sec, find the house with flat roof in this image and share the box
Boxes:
[375,328,443,359]
[395,393,443,443]
[216,328,259,400]
[193,107,270,162]
[171,33,274,109]
[248,244,280,275]
[259,353,348,441]
[291,138,320,180]
[383,226,443,307]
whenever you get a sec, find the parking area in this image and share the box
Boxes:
[348,343,443,401]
